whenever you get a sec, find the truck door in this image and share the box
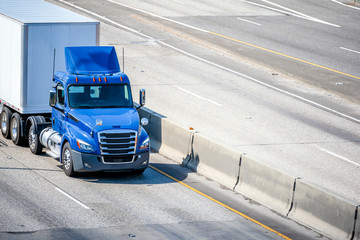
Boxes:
[52,84,65,134]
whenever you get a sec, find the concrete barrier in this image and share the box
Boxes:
[158,118,193,164]
[138,106,359,240]
[355,206,360,240]
[137,107,163,151]
[187,133,241,190]
[138,107,193,164]
[288,179,357,240]
[234,155,295,215]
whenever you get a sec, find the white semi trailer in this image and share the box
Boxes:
[0,0,99,143]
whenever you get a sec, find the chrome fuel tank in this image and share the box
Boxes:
[40,127,61,159]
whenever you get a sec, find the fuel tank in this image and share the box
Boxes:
[39,127,61,159]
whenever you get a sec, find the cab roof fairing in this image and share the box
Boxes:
[65,46,121,75]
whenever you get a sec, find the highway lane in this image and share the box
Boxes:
[0,135,324,240]
[2,0,352,237]
[50,0,360,203]
[97,0,360,103]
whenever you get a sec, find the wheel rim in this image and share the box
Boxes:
[11,118,18,140]
[1,113,7,133]
[63,149,71,170]
[28,126,36,149]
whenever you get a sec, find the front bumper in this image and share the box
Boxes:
[71,150,150,172]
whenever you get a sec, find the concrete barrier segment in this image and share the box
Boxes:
[138,107,164,152]
[187,133,241,190]
[234,155,295,216]
[138,107,193,164]
[354,206,360,240]
[158,118,193,165]
[288,179,357,240]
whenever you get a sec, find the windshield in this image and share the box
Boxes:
[68,84,133,108]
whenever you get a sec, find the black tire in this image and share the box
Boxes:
[62,142,76,177]
[1,107,12,139]
[28,124,43,154]
[10,113,25,145]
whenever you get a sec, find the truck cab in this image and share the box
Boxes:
[30,46,150,176]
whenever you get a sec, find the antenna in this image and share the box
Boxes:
[122,47,125,73]
[52,48,56,81]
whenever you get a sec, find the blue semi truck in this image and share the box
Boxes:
[0,1,149,176]
[2,46,150,176]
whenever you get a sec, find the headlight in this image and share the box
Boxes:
[76,139,94,152]
[139,137,149,150]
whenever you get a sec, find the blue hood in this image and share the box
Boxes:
[69,108,139,133]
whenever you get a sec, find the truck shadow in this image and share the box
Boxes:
[72,163,189,185]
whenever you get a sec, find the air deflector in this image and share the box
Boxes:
[65,46,120,74]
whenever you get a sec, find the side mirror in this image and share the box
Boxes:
[90,119,103,137]
[49,90,56,107]
[139,89,146,107]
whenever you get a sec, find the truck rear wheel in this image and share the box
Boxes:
[28,124,43,154]
[62,142,76,177]
[1,107,12,139]
[10,113,25,145]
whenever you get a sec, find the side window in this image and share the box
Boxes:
[56,85,65,107]
[124,85,129,101]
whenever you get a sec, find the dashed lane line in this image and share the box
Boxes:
[236,17,262,26]
[55,187,91,210]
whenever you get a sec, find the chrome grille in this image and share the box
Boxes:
[98,130,136,162]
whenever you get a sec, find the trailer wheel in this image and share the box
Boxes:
[10,113,25,145]
[62,142,76,177]
[1,107,12,139]
[28,124,43,154]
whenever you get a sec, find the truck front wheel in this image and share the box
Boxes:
[1,107,12,139]
[62,142,76,177]
[10,113,25,145]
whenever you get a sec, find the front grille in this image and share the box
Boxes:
[98,130,136,163]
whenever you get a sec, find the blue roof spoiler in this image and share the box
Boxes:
[65,46,120,75]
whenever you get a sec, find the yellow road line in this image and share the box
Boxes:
[149,164,292,240]
[209,31,360,80]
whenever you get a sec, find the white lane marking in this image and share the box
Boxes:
[107,0,209,33]
[313,145,360,167]
[172,0,184,4]
[330,0,360,10]
[340,47,360,55]
[236,17,262,26]
[55,187,91,210]
[58,0,152,39]
[240,0,340,27]
[175,85,222,107]
[261,0,340,27]
[161,41,360,124]
[57,0,360,124]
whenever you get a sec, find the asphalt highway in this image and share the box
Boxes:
[1,0,359,239]
[49,0,360,202]
[0,135,323,240]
